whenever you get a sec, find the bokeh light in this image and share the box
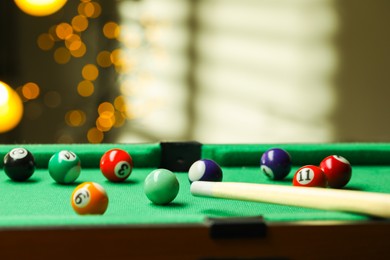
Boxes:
[97,51,112,68]
[77,80,94,97]
[37,33,55,51]
[65,109,86,127]
[114,95,127,112]
[21,82,40,100]
[31,0,127,143]
[113,111,126,128]
[70,42,86,57]
[97,102,116,132]
[55,23,73,40]
[0,81,24,133]
[65,34,82,51]
[110,49,123,65]
[71,15,89,32]
[78,1,101,18]
[48,25,61,41]
[82,64,99,81]
[98,102,114,115]
[87,127,104,143]
[14,0,67,16]
[110,49,132,73]
[96,116,115,132]
[103,22,120,39]
[54,47,71,64]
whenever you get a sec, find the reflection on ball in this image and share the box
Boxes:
[0,81,23,133]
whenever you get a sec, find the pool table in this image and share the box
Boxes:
[0,142,389,259]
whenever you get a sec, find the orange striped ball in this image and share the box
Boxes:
[71,182,109,215]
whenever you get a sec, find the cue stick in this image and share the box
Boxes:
[190,181,390,218]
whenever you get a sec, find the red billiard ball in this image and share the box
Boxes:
[100,148,133,182]
[71,182,108,215]
[293,165,327,188]
[320,155,352,188]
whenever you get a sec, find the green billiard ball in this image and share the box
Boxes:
[48,150,81,184]
[144,169,180,205]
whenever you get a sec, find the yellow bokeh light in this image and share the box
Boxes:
[111,49,135,74]
[110,49,122,65]
[87,127,104,143]
[56,23,73,40]
[54,47,71,64]
[96,115,115,132]
[114,95,127,112]
[37,33,55,51]
[103,22,120,39]
[14,0,67,16]
[82,64,99,81]
[78,2,101,18]
[113,111,126,128]
[22,82,40,100]
[70,42,86,58]
[0,85,10,107]
[0,81,24,133]
[71,15,89,32]
[98,102,115,116]
[77,80,94,97]
[65,109,86,127]
[48,25,61,41]
[97,51,112,68]
[65,34,82,51]
[90,2,101,18]
[115,59,135,74]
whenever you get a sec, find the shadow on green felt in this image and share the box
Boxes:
[260,177,293,185]
[201,209,253,218]
[103,179,139,185]
[5,178,40,184]
[148,201,187,209]
[341,186,364,191]
[51,181,84,187]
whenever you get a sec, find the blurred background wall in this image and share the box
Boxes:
[0,0,390,144]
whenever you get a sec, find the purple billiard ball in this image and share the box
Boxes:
[260,148,292,180]
[188,159,223,183]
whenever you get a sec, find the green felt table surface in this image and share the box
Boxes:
[0,143,389,228]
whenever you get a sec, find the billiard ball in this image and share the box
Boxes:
[260,148,292,180]
[3,147,35,182]
[293,165,327,188]
[188,159,223,183]
[48,150,81,184]
[71,182,108,215]
[100,148,133,182]
[320,155,352,188]
[144,169,179,205]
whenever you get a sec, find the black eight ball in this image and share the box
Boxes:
[4,148,35,182]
